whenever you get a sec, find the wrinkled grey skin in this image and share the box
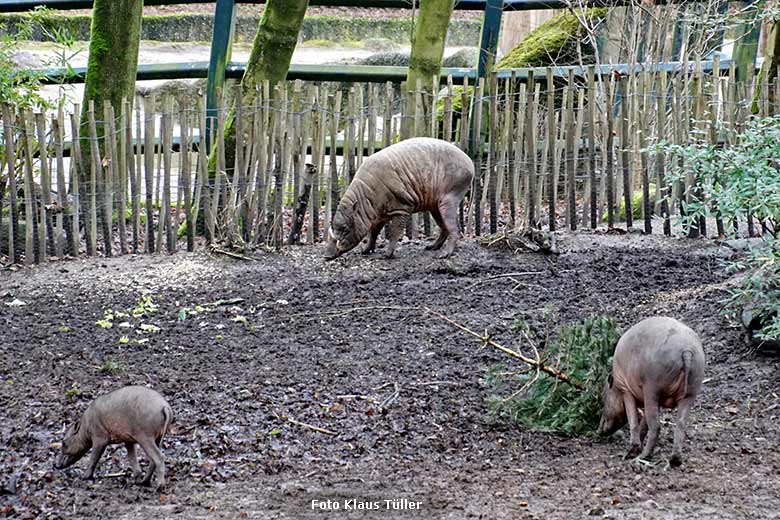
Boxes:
[55,386,173,490]
[324,137,474,260]
[598,317,705,466]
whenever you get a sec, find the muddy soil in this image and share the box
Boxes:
[1,233,779,519]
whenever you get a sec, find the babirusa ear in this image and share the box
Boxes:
[73,421,80,433]
[607,374,614,387]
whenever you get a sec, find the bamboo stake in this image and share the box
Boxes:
[87,102,111,257]
[118,99,129,255]
[506,72,517,229]
[487,73,499,234]
[178,98,193,251]
[458,76,470,231]
[604,77,616,230]
[234,83,246,242]
[525,72,537,228]
[546,67,556,232]
[472,78,484,235]
[161,97,175,253]
[2,105,18,263]
[68,109,82,256]
[34,112,54,259]
[143,95,156,252]
[132,98,142,252]
[103,103,118,255]
[565,70,576,230]
[619,76,632,229]
[587,66,598,229]
[656,69,671,236]
[21,110,38,263]
[53,107,70,256]
[329,91,342,223]
[197,94,211,243]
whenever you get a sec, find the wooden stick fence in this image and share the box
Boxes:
[0,63,778,263]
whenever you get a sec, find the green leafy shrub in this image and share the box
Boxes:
[487,315,620,436]
[0,7,80,109]
[723,241,780,343]
[652,116,780,342]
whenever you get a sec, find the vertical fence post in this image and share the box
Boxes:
[206,0,237,151]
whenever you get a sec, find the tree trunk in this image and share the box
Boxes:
[213,0,309,178]
[242,0,309,104]
[404,0,455,135]
[78,0,142,251]
[79,0,143,177]
[752,18,779,113]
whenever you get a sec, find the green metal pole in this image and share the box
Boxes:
[468,0,503,158]
[206,0,237,150]
[468,0,502,237]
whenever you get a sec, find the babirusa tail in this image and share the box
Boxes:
[159,405,173,446]
[681,350,693,397]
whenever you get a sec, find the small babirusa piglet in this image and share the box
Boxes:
[55,386,173,489]
[598,316,705,466]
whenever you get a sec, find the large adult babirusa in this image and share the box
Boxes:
[324,138,474,260]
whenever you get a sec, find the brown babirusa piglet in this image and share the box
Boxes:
[598,316,705,466]
[55,386,173,489]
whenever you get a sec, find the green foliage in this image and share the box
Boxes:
[602,184,657,222]
[131,295,158,317]
[0,7,80,109]
[99,359,124,375]
[723,241,780,342]
[64,385,82,398]
[654,117,780,235]
[488,316,620,436]
[653,116,780,341]
[435,85,473,121]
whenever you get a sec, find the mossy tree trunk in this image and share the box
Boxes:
[213,0,309,178]
[241,0,309,104]
[752,18,779,113]
[79,0,143,178]
[77,0,142,252]
[404,0,455,133]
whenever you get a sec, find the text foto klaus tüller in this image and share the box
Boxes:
[311,498,422,511]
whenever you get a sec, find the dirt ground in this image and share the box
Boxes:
[1,232,780,519]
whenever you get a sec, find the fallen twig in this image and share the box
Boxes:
[285,416,338,436]
[423,307,584,390]
[467,271,545,289]
[209,246,254,261]
[336,394,378,403]
[286,305,419,320]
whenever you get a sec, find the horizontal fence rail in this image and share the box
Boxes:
[38,60,737,86]
[1,61,778,265]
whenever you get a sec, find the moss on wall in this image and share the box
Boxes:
[0,13,480,46]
